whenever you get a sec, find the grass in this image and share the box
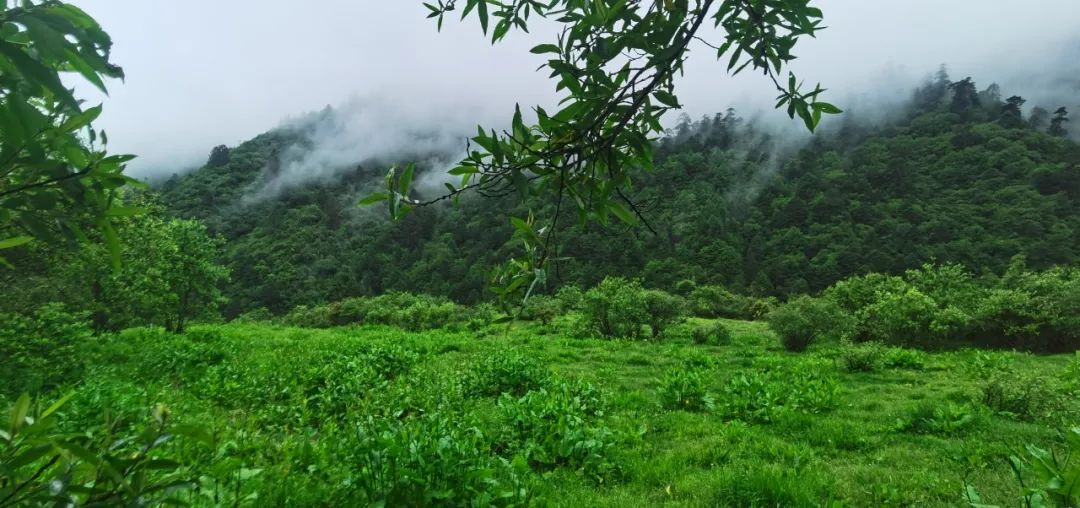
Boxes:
[45,318,1080,506]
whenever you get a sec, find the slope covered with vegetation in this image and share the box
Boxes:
[158,74,1080,316]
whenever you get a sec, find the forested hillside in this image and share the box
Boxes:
[160,72,1080,316]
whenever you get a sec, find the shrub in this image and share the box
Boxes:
[768,296,850,352]
[688,285,754,319]
[973,265,1080,351]
[981,374,1059,421]
[826,266,977,347]
[747,296,779,320]
[643,289,685,339]
[464,350,550,397]
[966,350,1014,378]
[659,369,713,411]
[232,306,273,323]
[717,364,840,423]
[496,380,616,480]
[352,413,530,505]
[691,322,733,346]
[581,277,647,339]
[856,287,939,346]
[897,401,980,435]
[673,279,697,296]
[838,342,885,373]
[284,292,468,331]
[882,347,927,370]
[521,295,560,326]
[554,284,584,312]
[0,303,92,396]
[281,304,333,328]
[462,302,498,331]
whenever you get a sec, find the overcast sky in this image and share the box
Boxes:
[75,1,1080,178]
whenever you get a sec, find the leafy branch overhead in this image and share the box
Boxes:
[366,0,839,299]
[0,1,140,267]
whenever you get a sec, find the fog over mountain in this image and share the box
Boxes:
[76,1,1080,179]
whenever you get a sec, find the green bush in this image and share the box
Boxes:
[231,306,273,323]
[768,296,850,352]
[882,347,927,370]
[717,364,840,423]
[0,303,92,396]
[838,342,885,373]
[521,294,560,326]
[464,350,550,397]
[747,296,779,321]
[282,292,469,331]
[821,262,1080,352]
[897,401,980,435]
[554,284,584,311]
[981,374,1059,421]
[687,285,754,319]
[972,264,1080,351]
[496,380,616,480]
[353,413,530,505]
[581,277,647,339]
[691,322,733,346]
[643,289,685,339]
[281,303,334,328]
[659,369,713,411]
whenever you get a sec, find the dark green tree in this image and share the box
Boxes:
[1049,107,1070,137]
[999,95,1026,128]
[1028,106,1051,131]
[947,77,980,114]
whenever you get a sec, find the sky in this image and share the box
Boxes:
[75,1,1080,178]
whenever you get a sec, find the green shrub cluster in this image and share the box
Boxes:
[659,368,713,411]
[352,413,531,506]
[579,277,685,340]
[0,303,92,396]
[717,363,841,423]
[282,292,477,331]
[691,322,733,346]
[687,285,758,320]
[776,262,1080,352]
[496,380,617,480]
[897,401,981,435]
[768,296,849,352]
[981,374,1060,421]
[463,349,550,397]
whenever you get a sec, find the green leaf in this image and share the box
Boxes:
[653,90,680,108]
[41,392,75,419]
[358,192,389,206]
[398,163,415,196]
[0,236,33,250]
[9,393,31,433]
[812,101,843,114]
[530,44,560,54]
[608,200,636,225]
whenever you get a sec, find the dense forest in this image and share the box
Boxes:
[148,70,1080,316]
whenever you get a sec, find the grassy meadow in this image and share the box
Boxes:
[38,317,1078,507]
